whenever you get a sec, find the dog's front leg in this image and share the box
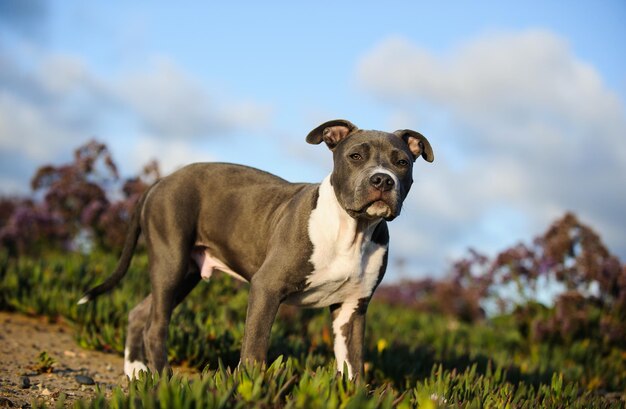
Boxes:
[330,299,368,379]
[240,277,282,365]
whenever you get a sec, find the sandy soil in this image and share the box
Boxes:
[0,311,128,408]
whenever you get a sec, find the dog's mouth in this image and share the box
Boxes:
[365,200,393,218]
[347,193,397,220]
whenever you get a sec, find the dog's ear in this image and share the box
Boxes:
[394,129,434,163]
[306,119,358,150]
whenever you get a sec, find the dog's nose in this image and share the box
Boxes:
[369,173,395,191]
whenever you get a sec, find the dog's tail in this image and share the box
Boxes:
[77,184,154,305]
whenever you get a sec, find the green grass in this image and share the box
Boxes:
[1,251,624,408]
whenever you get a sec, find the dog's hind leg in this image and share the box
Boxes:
[125,262,201,378]
[125,294,152,378]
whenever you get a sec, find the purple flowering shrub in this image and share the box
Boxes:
[375,213,626,347]
[0,140,160,255]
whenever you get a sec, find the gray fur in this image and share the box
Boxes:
[79,120,433,378]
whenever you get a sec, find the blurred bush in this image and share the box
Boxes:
[376,213,626,350]
[0,140,159,255]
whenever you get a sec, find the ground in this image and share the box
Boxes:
[0,311,128,408]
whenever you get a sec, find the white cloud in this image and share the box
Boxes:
[116,58,271,140]
[0,50,102,164]
[128,135,217,176]
[0,93,63,161]
[118,59,217,139]
[362,32,620,131]
[0,44,272,192]
[36,54,95,96]
[357,30,626,275]
[359,31,624,153]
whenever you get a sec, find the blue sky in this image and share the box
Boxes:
[1,1,625,279]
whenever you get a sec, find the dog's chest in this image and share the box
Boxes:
[293,237,386,308]
[285,177,387,308]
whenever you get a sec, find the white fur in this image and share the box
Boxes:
[285,175,387,308]
[332,300,359,377]
[370,165,400,187]
[124,347,148,379]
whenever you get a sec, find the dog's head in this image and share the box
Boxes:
[307,119,434,221]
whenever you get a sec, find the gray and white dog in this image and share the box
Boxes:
[79,119,433,379]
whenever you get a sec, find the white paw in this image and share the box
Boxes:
[124,348,148,379]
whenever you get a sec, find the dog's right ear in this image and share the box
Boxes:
[306,119,358,150]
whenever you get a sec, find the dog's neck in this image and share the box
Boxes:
[311,175,381,252]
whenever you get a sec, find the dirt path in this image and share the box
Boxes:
[0,311,128,408]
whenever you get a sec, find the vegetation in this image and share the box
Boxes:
[1,140,625,407]
[1,244,625,407]
[35,351,57,374]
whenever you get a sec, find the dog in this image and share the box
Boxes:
[78,119,433,379]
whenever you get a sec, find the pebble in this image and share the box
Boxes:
[75,374,95,385]
[0,397,16,407]
[19,376,30,389]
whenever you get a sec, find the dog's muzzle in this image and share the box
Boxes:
[348,172,401,220]
[364,172,396,218]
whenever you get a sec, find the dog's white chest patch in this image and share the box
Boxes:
[285,175,387,308]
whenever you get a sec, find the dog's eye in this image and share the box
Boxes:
[349,153,363,161]
[397,159,409,167]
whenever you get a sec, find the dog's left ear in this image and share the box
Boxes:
[394,130,434,163]
[306,119,358,150]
